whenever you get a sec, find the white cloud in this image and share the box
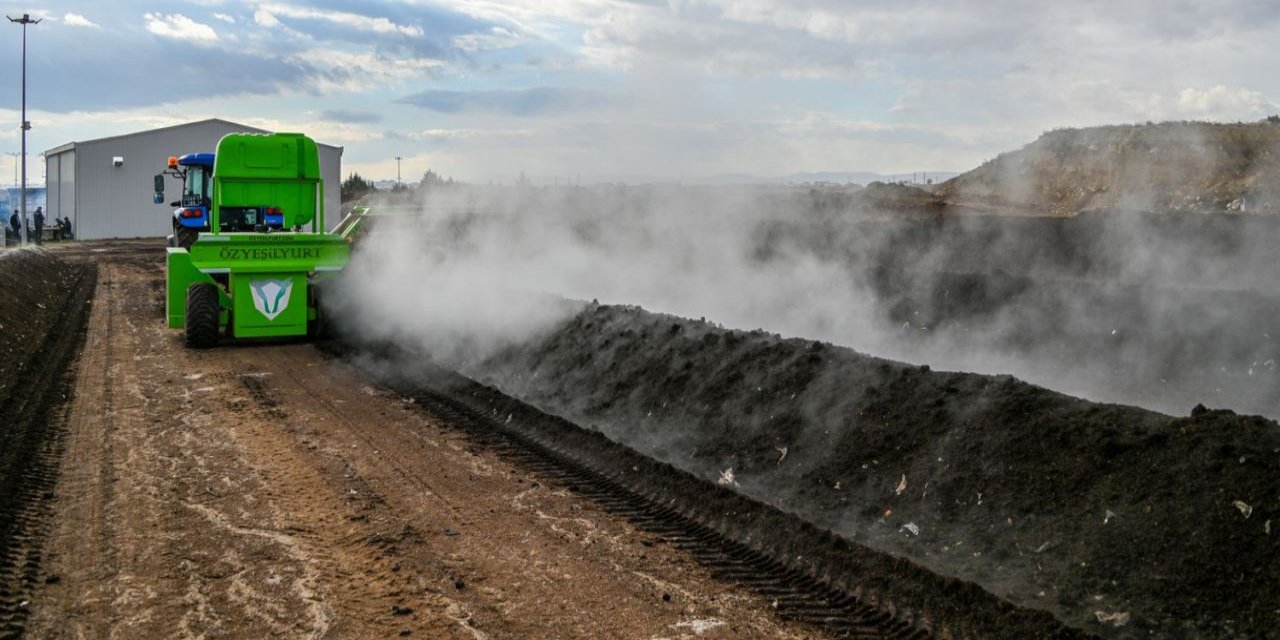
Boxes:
[63,13,100,28]
[254,3,424,37]
[254,9,280,27]
[285,49,445,92]
[1175,85,1277,119]
[213,13,237,24]
[233,116,381,143]
[144,13,218,42]
[407,127,534,141]
[453,27,522,52]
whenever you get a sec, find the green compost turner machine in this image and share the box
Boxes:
[161,132,350,347]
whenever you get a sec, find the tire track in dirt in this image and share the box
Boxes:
[226,345,824,639]
[25,256,343,639]
[222,358,475,639]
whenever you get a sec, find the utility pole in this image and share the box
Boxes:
[8,13,40,245]
[395,156,402,189]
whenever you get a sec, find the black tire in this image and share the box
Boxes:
[184,283,221,348]
[307,283,326,340]
[176,225,199,249]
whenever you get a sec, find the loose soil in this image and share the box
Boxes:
[15,244,820,639]
[470,303,1280,639]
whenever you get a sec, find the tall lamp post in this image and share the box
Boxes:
[395,156,402,189]
[8,13,40,245]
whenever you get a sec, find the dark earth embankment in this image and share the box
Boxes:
[467,303,1279,639]
[0,249,96,636]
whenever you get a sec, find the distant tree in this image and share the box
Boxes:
[419,169,456,189]
[1266,115,1280,125]
[341,172,376,202]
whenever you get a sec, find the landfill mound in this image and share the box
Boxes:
[934,119,1280,215]
[467,303,1279,639]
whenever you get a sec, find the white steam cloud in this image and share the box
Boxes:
[330,181,1280,419]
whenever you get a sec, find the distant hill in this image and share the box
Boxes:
[936,119,1280,215]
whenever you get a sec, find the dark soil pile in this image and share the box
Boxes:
[0,249,96,635]
[0,250,90,397]
[470,304,1280,639]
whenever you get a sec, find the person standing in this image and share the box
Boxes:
[8,209,18,243]
[32,206,44,246]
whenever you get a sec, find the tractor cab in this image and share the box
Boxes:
[179,153,213,209]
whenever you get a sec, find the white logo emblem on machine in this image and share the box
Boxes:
[249,279,294,321]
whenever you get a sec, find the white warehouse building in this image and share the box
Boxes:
[44,119,343,241]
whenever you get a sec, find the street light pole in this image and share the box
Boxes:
[8,13,40,244]
[395,156,402,189]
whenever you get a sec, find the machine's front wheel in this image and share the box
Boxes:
[185,283,221,348]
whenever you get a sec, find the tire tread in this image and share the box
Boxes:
[185,283,221,348]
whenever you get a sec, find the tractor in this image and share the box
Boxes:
[157,132,350,348]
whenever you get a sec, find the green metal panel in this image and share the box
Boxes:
[185,233,350,274]
[166,248,228,329]
[167,232,349,339]
[212,133,323,229]
[231,272,309,337]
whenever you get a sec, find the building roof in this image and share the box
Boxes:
[43,118,343,156]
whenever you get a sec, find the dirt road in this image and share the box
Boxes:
[24,246,816,639]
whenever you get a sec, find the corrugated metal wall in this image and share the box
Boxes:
[45,153,59,220]
[46,121,341,241]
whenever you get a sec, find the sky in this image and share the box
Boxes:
[1,0,1279,185]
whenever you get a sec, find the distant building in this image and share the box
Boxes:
[43,119,342,241]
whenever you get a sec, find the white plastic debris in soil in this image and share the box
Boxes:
[671,618,727,634]
[1233,500,1253,518]
[1094,610,1131,626]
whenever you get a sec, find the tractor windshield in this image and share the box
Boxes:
[183,167,210,205]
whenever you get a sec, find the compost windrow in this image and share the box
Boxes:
[333,342,1093,640]
[0,249,96,637]
[456,303,1279,639]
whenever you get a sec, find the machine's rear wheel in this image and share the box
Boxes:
[175,225,199,249]
[185,283,221,348]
